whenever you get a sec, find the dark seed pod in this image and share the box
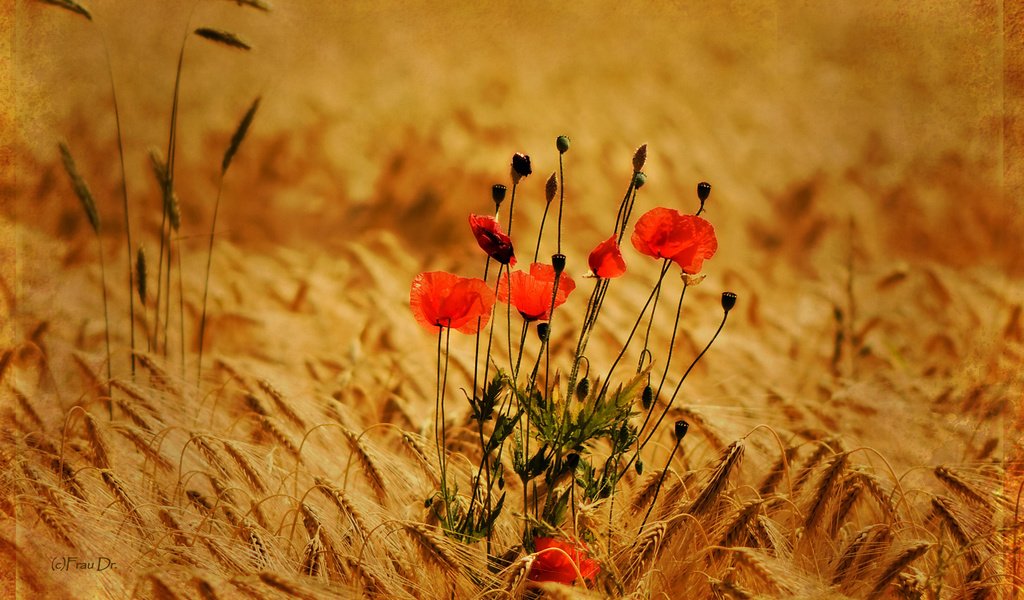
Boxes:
[633,171,647,188]
[545,172,558,203]
[576,377,590,401]
[556,135,570,154]
[492,184,507,206]
[721,292,737,313]
[565,453,580,471]
[641,384,653,410]
[537,323,550,343]
[424,496,433,508]
[552,253,566,274]
[498,475,505,490]
[697,181,711,202]
[632,144,647,172]
[635,459,644,475]
[674,420,689,441]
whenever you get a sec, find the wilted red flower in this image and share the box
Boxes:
[631,207,718,274]
[498,263,576,322]
[410,271,495,334]
[469,214,517,266]
[528,536,600,585]
[588,235,626,279]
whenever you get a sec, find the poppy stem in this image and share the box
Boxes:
[616,186,640,245]
[566,278,605,400]
[435,324,453,527]
[557,152,565,255]
[622,309,728,479]
[596,259,671,402]
[532,203,551,264]
[629,282,688,456]
[638,434,683,534]
[637,266,667,371]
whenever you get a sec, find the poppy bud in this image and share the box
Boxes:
[566,452,580,471]
[544,172,558,204]
[556,135,571,154]
[641,384,653,410]
[632,144,647,172]
[633,172,646,189]
[492,184,507,207]
[424,496,434,508]
[537,323,550,342]
[576,377,590,401]
[635,459,644,475]
[551,253,566,274]
[697,181,711,202]
[498,474,505,489]
[721,291,737,313]
[511,153,532,182]
[674,420,689,441]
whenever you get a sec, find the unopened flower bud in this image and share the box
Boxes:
[633,172,646,188]
[697,181,711,202]
[635,459,644,475]
[632,144,647,172]
[576,377,590,401]
[674,420,689,440]
[551,253,566,274]
[545,172,558,204]
[641,384,653,410]
[721,291,737,313]
[556,135,570,154]
[498,474,505,489]
[424,496,433,508]
[492,184,507,208]
[537,323,550,342]
[511,153,532,182]
[566,453,580,471]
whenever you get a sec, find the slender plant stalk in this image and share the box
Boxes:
[197,177,226,384]
[638,434,683,533]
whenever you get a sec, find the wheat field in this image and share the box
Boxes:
[2,1,1023,598]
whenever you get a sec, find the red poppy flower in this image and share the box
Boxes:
[588,234,626,279]
[469,214,517,266]
[410,271,495,334]
[498,263,576,322]
[631,207,717,274]
[528,536,600,585]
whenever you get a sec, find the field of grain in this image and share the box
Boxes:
[2,1,1022,598]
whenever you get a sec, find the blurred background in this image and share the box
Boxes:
[5,0,1022,483]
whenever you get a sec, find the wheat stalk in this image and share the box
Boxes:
[866,542,931,600]
[688,440,744,516]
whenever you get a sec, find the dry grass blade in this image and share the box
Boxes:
[136,246,147,305]
[194,28,252,51]
[101,469,146,532]
[866,542,931,600]
[230,0,272,11]
[58,142,98,233]
[500,554,536,598]
[38,0,91,21]
[223,97,261,173]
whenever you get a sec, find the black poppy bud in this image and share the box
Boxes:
[641,384,653,410]
[545,172,558,204]
[674,420,689,441]
[492,183,507,206]
[632,144,647,172]
[424,496,433,508]
[721,291,737,313]
[511,153,532,182]
[697,181,711,202]
[633,172,646,189]
[635,459,644,475]
[556,135,570,154]
[498,474,505,489]
[576,377,590,401]
[551,253,566,274]
[565,452,580,471]
[537,323,550,343]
